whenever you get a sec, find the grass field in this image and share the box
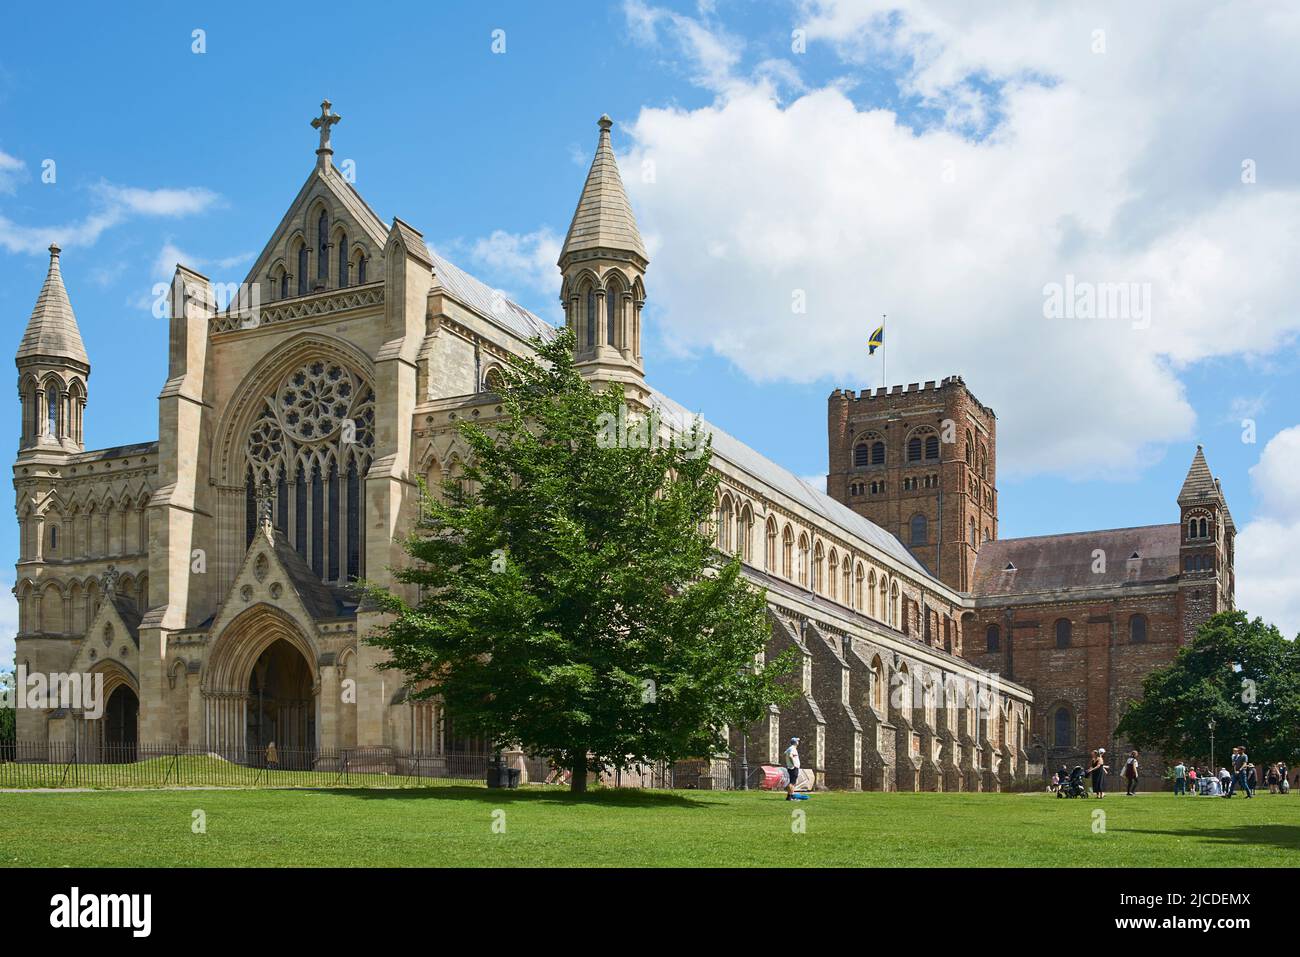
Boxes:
[1,787,1296,867]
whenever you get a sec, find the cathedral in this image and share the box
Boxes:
[10,101,1228,789]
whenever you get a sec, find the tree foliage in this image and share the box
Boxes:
[1116,610,1300,765]
[364,328,793,791]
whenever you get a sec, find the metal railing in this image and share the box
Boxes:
[0,741,758,792]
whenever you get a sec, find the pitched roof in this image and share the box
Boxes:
[108,593,142,647]
[971,524,1182,598]
[429,250,557,343]
[559,116,647,264]
[648,387,934,580]
[1177,445,1219,506]
[17,244,88,368]
[267,527,344,620]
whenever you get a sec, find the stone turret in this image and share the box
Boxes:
[558,115,649,401]
[16,244,89,454]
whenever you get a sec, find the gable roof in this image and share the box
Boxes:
[429,250,557,343]
[971,524,1182,598]
[18,244,88,369]
[647,387,934,581]
[242,162,388,286]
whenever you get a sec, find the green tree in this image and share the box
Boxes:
[1116,610,1300,765]
[0,670,15,748]
[365,328,793,792]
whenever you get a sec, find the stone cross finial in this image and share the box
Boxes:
[311,99,341,164]
[102,565,119,595]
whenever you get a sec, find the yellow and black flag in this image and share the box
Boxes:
[868,323,884,355]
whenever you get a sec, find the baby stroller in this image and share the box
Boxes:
[1057,765,1088,798]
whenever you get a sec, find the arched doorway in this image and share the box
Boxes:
[203,604,320,760]
[103,684,139,761]
[246,638,315,759]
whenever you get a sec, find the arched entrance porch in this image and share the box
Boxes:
[203,604,319,760]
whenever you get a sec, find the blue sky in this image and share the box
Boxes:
[2,0,1299,653]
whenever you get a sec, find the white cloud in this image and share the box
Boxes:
[151,241,253,281]
[0,149,25,194]
[1236,425,1300,638]
[0,182,221,255]
[612,1,1300,480]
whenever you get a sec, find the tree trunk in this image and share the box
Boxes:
[570,751,588,793]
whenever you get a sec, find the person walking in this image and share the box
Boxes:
[1173,759,1187,796]
[1231,746,1253,798]
[782,736,802,800]
[265,740,279,771]
[1088,749,1108,798]
[1123,750,1140,796]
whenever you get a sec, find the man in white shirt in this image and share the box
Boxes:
[783,737,801,800]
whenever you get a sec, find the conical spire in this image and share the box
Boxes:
[17,244,88,369]
[559,115,647,266]
[1177,444,1218,505]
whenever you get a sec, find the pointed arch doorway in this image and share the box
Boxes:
[204,604,320,761]
[246,638,315,757]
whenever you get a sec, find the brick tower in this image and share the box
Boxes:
[827,376,996,592]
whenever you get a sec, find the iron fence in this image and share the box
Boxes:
[0,741,758,792]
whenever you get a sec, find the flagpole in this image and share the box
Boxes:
[881,314,887,390]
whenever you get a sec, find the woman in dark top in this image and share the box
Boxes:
[1088,750,1108,798]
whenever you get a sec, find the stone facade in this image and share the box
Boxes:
[11,103,1032,789]
[827,379,1236,790]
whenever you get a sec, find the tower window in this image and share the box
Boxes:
[297,244,309,295]
[907,437,922,461]
[586,287,596,348]
[925,434,939,459]
[317,211,329,282]
[910,513,928,546]
[854,443,869,467]
[47,389,58,436]
[1129,614,1147,644]
[1052,706,1073,748]
[338,235,349,288]
[1055,618,1072,649]
[871,441,885,465]
[986,623,1000,652]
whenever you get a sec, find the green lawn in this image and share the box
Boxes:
[0,788,1295,867]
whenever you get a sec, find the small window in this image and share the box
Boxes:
[910,514,928,546]
[1053,707,1073,748]
[1129,614,1147,644]
[986,623,1000,652]
[49,525,58,552]
[1055,618,1071,649]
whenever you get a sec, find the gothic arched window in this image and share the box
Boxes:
[337,234,349,287]
[297,243,309,295]
[910,513,928,546]
[1055,618,1072,649]
[357,254,367,284]
[47,387,58,437]
[244,358,375,584]
[586,286,597,348]
[317,211,330,282]
[1129,613,1147,644]
[986,623,1000,652]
